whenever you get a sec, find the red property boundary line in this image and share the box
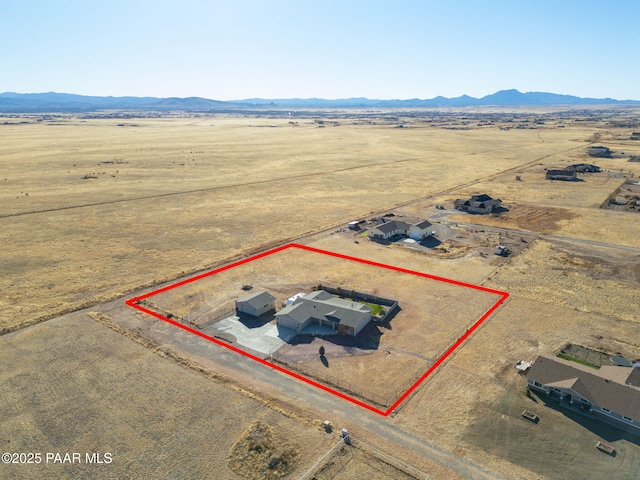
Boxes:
[125,243,509,416]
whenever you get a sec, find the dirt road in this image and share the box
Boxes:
[94,293,508,480]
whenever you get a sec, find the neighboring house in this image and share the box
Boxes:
[236,291,276,317]
[454,194,502,214]
[368,219,433,241]
[546,169,577,181]
[588,146,612,157]
[409,220,434,240]
[275,289,371,336]
[527,354,640,432]
[566,163,601,173]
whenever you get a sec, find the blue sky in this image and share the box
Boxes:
[1,0,638,100]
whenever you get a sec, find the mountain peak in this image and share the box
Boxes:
[1,90,638,112]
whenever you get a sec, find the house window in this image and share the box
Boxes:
[601,407,611,413]
[622,416,633,423]
[533,381,543,388]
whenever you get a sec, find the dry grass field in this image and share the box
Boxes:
[0,116,594,334]
[140,245,501,406]
[4,108,640,480]
[393,238,640,480]
[0,311,335,480]
[485,238,640,323]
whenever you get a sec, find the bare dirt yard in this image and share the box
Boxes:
[0,116,597,334]
[138,244,502,408]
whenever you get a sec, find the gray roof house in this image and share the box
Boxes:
[236,291,276,317]
[368,219,432,241]
[275,290,371,336]
[527,354,640,432]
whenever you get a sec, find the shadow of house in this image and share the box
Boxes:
[420,236,442,248]
[491,205,510,214]
[377,306,401,330]
[235,311,274,329]
[532,391,640,446]
[567,163,601,173]
[546,169,578,181]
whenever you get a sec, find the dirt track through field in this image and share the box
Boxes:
[0,138,589,220]
[1,156,422,219]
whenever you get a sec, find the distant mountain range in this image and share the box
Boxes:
[1,89,638,112]
[238,90,640,108]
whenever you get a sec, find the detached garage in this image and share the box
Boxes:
[236,291,276,317]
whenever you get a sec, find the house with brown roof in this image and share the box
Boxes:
[546,169,577,181]
[526,354,640,432]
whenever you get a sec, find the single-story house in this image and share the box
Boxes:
[566,163,601,173]
[546,169,577,181]
[588,146,612,157]
[454,194,502,214]
[275,289,371,336]
[527,354,640,432]
[236,291,276,317]
[368,219,433,241]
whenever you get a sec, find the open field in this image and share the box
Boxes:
[4,108,640,479]
[484,238,640,323]
[0,312,335,480]
[396,291,640,480]
[309,440,426,479]
[0,116,600,334]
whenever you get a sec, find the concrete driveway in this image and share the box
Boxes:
[209,315,294,356]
